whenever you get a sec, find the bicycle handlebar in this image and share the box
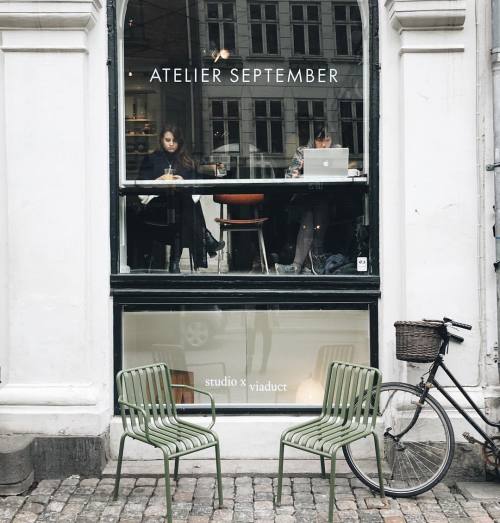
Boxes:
[448,333,464,343]
[423,317,472,330]
[442,317,472,330]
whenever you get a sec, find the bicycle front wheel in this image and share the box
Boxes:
[343,382,455,497]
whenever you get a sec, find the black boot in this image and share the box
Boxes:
[169,259,180,273]
[169,239,182,274]
[205,230,225,258]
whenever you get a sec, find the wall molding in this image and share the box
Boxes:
[385,0,466,32]
[399,44,465,54]
[0,0,102,31]
[0,383,98,406]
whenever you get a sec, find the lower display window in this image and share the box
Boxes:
[121,305,371,407]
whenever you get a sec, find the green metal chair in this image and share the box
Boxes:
[113,363,223,523]
[277,361,385,522]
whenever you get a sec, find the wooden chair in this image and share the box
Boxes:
[277,361,385,522]
[213,194,269,274]
[113,363,223,523]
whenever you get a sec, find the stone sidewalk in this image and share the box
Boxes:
[1,475,500,523]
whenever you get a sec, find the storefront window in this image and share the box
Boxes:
[122,307,370,406]
[119,0,370,276]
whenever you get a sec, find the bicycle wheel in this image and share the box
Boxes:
[343,382,455,497]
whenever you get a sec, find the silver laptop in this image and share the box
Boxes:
[303,148,349,177]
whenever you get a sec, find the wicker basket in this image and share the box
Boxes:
[394,321,443,363]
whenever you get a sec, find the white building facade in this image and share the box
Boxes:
[0,0,499,476]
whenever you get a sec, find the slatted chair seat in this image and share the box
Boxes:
[277,361,386,523]
[113,363,223,523]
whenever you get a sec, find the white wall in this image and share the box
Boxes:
[379,0,498,436]
[0,0,113,435]
[0,0,497,458]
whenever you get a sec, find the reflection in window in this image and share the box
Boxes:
[255,100,283,153]
[123,308,370,406]
[291,3,321,55]
[121,0,368,275]
[211,100,240,149]
[207,1,236,53]
[249,3,279,55]
[339,99,363,155]
[297,100,325,146]
[333,3,362,56]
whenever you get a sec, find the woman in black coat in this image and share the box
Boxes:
[138,124,223,273]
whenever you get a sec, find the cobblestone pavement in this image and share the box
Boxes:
[1,475,500,523]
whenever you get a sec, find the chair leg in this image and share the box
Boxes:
[174,456,180,481]
[372,432,386,500]
[162,450,173,523]
[257,227,269,274]
[277,441,285,506]
[328,454,337,523]
[112,433,126,501]
[217,226,223,274]
[320,456,326,478]
[215,442,224,508]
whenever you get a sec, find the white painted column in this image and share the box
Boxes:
[380,0,497,427]
[0,0,112,435]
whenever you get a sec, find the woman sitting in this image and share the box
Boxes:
[275,127,337,275]
[138,124,224,273]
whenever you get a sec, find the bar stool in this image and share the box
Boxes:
[213,194,269,274]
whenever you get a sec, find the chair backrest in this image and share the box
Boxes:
[321,361,381,429]
[116,363,176,431]
[213,194,264,205]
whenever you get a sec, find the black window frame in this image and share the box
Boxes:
[112,291,380,414]
[206,0,237,53]
[290,2,322,56]
[254,99,284,153]
[296,99,326,146]
[249,2,280,55]
[210,99,241,150]
[332,1,362,57]
[108,0,381,414]
[339,99,364,156]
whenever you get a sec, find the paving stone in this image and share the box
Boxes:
[11,512,37,523]
[5,473,499,522]
[62,476,81,486]
[358,509,382,522]
[365,498,387,509]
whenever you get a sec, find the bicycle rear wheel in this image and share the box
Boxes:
[343,382,455,497]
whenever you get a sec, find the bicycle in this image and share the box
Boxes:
[342,317,500,497]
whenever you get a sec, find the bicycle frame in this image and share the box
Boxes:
[417,340,500,454]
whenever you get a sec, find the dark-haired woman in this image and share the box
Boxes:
[138,124,223,273]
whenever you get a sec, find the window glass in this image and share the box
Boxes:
[334,5,346,20]
[121,0,367,276]
[222,2,234,18]
[208,3,219,18]
[266,25,279,54]
[265,4,277,19]
[251,25,264,53]
[122,307,370,406]
[334,3,362,57]
[291,4,303,20]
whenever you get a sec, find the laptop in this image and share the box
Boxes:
[303,148,349,177]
